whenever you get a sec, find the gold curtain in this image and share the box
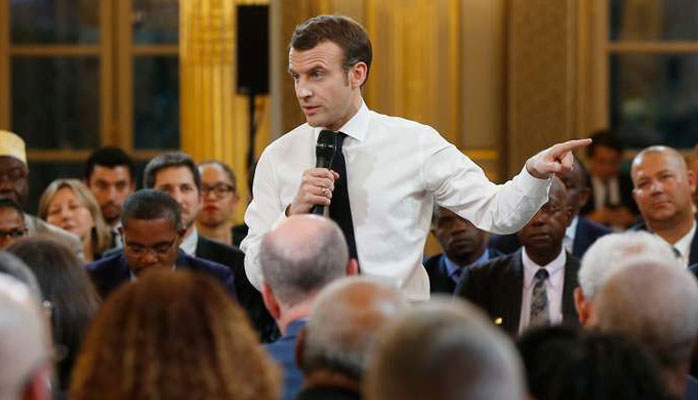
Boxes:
[180,0,270,223]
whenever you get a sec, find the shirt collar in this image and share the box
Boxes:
[668,220,696,264]
[565,215,579,241]
[522,247,566,289]
[180,227,198,255]
[312,101,370,143]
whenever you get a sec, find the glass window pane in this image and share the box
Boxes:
[610,0,698,41]
[133,57,179,149]
[10,0,99,44]
[610,54,698,149]
[11,57,100,150]
[132,0,178,44]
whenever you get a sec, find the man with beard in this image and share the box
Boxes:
[84,146,136,249]
[425,206,501,294]
[455,177,580,336]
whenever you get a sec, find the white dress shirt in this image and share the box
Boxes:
[241,102,551,301]
[591,175,621,209]
[563,215,579,254]
[180,227,199,255]
[657,220,696,268]
[519,248,566,333]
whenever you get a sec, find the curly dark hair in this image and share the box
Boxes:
[69,270,280,400]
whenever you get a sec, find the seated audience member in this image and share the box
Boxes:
[69,270,280,400]
[491,158,612,258]
[84,146,136,249]
[85,190,234,299]
[630,146,698,266]
[144,152,275,342]
[0,252,41,301]
[0,198,28,249]
[456,177,579,336]
[297,277,407,400]
[574,231,678,327]
[0,274,52,400]
[517,326,669,400]
[261,215,358,400]
[425,206,500,294]
[0,130,83,259]
[596,260,698,399]
[196,160,241,246]
[8,237,101,394]
[581,130,637,229]
[364,298,526,400]
[39,179,112,262]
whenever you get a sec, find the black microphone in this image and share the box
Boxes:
[310,130,338,215]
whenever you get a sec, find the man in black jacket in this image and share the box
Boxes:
[144,152,276,342]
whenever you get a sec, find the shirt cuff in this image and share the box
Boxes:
[518,165,553,196]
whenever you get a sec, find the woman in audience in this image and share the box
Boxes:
[7,237,101,396]
[70,270,280,400]
[38,179,112,261]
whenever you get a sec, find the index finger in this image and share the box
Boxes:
[551,138,592,155]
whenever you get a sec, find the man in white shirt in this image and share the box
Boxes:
[455,177,580,336]
[630,146,697,267]
[241,15,590,301]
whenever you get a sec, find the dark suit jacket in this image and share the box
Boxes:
[633,219,698,266]
[85,250,235,299]
[265,319,306,400]
[423,248,502,295]
[489,217,611,259]
[580,172,638,216]
[454,249,580,336]
[195,236,278,342]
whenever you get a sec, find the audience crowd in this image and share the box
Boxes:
[3,13,698,400]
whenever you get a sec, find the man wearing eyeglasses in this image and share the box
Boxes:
[0,198,27,249]
[196,160,245,247]
[86,190,235,299]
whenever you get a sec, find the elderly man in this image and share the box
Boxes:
[365,298,526,400]
[261,215,357,400]
[242,15,590,302]
[85,190,234,299]
[596,260,698,399]
[296,277,407,400]
[0,274,52,400]
[0,130,82,259]
[574,231,678,327]
[631,146,698,266]
[456,177,579,336]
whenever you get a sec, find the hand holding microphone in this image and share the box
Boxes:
[286,130,340,216]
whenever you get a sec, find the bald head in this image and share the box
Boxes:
[0,274,50,400]
[301,277,407,379]
[596,261,698,368]
[365,298,525,400]
[632,146,687,176]
[260,215,349,306]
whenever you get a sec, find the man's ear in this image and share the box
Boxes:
[688,170,696,194]
[350,62,368,89]
[295,326,307,371]
[261,283,281,320]
[346,258,359,276]
[574,287,589,325]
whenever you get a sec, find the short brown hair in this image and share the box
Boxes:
[70,271,280,400]
[291,15,372,78]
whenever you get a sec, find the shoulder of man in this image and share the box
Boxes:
[196,235,244,264]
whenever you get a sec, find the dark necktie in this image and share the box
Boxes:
[529,269,550,328]
[329,132,358,261]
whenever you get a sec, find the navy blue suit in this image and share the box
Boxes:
[633,218,698,266]
[85,250,236,299]
[423,249,502,295]
[489,217,611,259]
[264,319,306,400]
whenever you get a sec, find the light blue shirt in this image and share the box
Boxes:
[444,248,490,283]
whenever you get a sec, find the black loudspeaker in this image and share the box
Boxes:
[237,5,269,94]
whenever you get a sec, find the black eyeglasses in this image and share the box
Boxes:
[201,183,235,198]
[124,237,178,258]
[0,228,27,239]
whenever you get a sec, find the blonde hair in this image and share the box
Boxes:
[38,179,112,257]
